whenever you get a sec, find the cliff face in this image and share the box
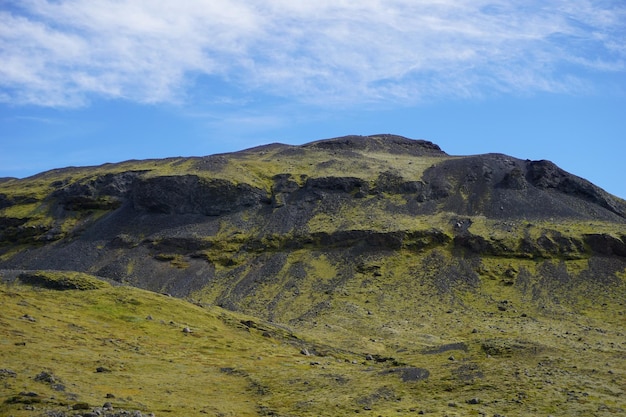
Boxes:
[1,134,625,321]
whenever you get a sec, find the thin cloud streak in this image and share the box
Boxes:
[0,0,624,107]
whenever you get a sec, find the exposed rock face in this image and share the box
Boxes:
[416,154,625,220]
[584,233,626,257]
[45,171,271,216]
[50,171,144,211]
[526,160,625,217]
[305,176,368,193]
[131,175,270,215]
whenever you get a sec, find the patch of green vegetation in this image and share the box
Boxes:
[123,259,134,277]
[0,202,42,219]
[2,247,626,417]
[0,177,56,202]
[154,253,190,269]
[0,281,264,416]
[307,253,336,281]
[208,147,452,191]
[307,202,444,234]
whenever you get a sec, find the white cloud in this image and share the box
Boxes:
[0,0,624,107]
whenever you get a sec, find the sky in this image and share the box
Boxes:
[1,1,625,198]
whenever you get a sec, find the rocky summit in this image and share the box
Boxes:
[1,134,625,417]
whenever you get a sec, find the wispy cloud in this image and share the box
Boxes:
[1,0,624,107]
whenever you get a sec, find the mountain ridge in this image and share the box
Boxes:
[1,134,625,288]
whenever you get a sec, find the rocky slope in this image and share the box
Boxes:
[1,134,624,300]
[1,134,625,416]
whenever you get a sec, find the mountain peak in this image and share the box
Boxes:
[303,134,446,156]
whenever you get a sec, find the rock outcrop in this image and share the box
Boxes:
[132,175,270,215]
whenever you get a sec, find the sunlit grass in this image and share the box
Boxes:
[1,257,625,417]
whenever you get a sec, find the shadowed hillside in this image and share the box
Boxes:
[1,134,625,416]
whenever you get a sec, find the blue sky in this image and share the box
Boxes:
[1,1,625,198]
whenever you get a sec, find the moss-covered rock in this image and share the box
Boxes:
[18,271,110,291]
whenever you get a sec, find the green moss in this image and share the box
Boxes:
[0,202,42,219]
[126,260,135,276]
[307,254,336,281]
[2,269,625,417]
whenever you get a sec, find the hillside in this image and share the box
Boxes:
[1,134,625,416]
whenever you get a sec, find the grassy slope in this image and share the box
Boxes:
[1,270,624,417]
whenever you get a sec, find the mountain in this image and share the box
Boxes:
[1,134,625,416]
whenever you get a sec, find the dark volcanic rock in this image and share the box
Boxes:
[526,160,625,218]
[381,367,430,382]
[149,236,213,253]
[305,176,368,193]
[18,272,107,291]
[132,175,271,215]
[584,234,626,257]
[0,368,17,378]
[422,342,468,355]
[0,218,52,245]
[272,174,300,194]
[499,167,527,190]
[375,170,428,195]
[312,230,405,249]
[50,171,143,211]
[0,193,12,209]
[304,134,446,156]
[421,154,626,220]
